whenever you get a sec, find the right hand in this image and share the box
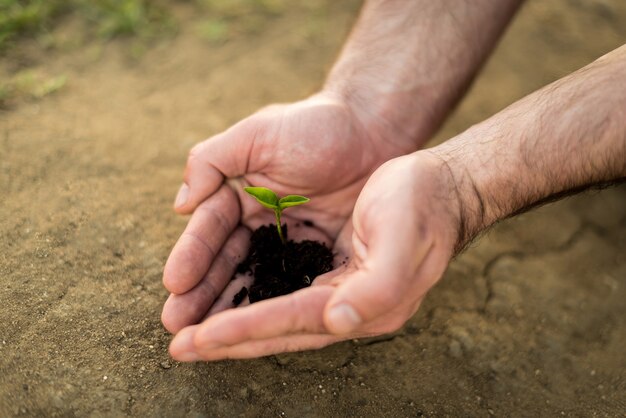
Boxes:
[161,91,420,334]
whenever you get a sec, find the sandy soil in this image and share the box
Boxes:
[1,1,625,416]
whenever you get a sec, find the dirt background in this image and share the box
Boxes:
[1,0,625,416]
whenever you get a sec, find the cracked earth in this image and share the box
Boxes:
[1,1,625,416]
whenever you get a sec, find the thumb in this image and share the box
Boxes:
[323,225,432,335]
[174,120,258,214]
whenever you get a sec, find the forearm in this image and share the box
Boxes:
[434,44,626,249]
[324,0,524,149]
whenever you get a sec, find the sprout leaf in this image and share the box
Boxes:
[244,187,279,209]
[278,195,310,209]
[244,186,311,244]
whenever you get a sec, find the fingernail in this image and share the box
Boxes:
[327,303,362,334]
[175,183,189,208]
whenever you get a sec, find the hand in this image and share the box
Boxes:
[161,92,418,337]
[168,151,463,361]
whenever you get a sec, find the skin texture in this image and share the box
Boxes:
[324,0,524,144]
[162,0,522,342]
[161,93,411,334]
[168,152,462,360]
[166,44,626,361]
[162,1,625,361]
[438,44,626,247]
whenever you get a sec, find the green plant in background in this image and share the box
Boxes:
[0,0,313,51]
[80,0,175,39]
[196,0,286,17]
[195,18,229,43]
[0,69,68,107]
[16,70,67,98]
[0,0,174,51]
[244,187,309,244]
[0,0,66,48]
[194,0,288,42]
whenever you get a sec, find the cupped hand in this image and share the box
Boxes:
[168,151,464,361]
[161,92,417,336]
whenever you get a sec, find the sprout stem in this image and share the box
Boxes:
[274,209,285,244]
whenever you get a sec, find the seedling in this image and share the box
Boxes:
[244,187,310,244]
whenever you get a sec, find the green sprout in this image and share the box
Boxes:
[244,186,310,244]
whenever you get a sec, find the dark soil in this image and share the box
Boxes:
[233,224,334,304]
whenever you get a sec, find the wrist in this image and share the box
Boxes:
[400,149,482,255]
[429,44,626,251]
[319,80,438,154]
[424,141,489,253]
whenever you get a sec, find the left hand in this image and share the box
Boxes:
[169,151,463,361]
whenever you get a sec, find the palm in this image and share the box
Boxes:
[232,94,409,238]
[165,153,460,362]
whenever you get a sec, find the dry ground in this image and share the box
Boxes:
[1,1,625,416]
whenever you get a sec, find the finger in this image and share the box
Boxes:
[176,286,334,354]
[176,333,343,362]
[169,321,339,362]
[175,120,260,214]
[312,262,355,286]
[323,225,433,335]
[167,325,202,362]
[163,186,240,294]
[161,227,250,333]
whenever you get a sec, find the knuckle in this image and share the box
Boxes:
[288,293,324,334]
[187,143,203,161]
[180,230,217,268]
[187,139,215,164]
[199,279,219,304]
[237,115,266,139]
[184,142,206,182]
[212,204,235,236]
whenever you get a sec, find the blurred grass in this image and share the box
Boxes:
[0,0,64,47]
[0,0,175,51]
[193,0,330,43]
[0,68,67,107]
[0,0,334,106]
[1,0,317,49]
[0,0,313,106]
[0,0,316,50]
[0,0,338,109]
